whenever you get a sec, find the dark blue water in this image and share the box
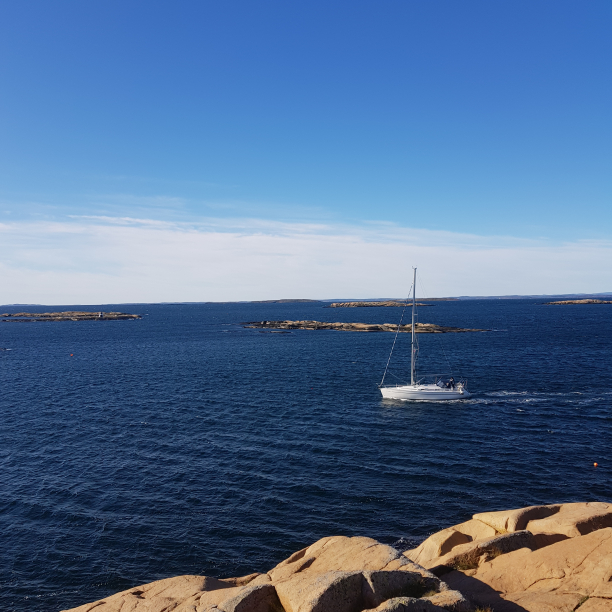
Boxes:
[1,300,610,611]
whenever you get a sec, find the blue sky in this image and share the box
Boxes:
[1,1,611,303]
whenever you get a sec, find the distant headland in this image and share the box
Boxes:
[249,299,322,303]
[1,311,141,322]
[240,293,611,303]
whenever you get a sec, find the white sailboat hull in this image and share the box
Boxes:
[380,383,470,401]
[379,267,473,399]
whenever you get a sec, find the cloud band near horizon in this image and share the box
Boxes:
[1,217,611,305]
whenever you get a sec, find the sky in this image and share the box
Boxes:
[1,1,611,303]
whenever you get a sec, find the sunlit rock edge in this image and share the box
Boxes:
[62,501,612,612]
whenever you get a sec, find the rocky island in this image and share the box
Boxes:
[545,299,612,305]
[243,320,485,333]
[329,301,433,308]
[62,501,612,612]
[1,311,141,322]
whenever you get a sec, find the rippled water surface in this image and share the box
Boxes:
[1,300,611,611]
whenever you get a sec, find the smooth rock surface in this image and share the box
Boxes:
[362,570,433,608]
[422,590,470,612]
[407,529,471,567]
[526,501,612,537]
[63,575,240,612]
[274,571,364,612]
[363,598,447,611]
[408,531,536,571]
[580,598,612,611]
[451,519,497,541]
[445,527,612,611]
[406,519,496,567]
[62,502,612,612]
[215,584,284,612]
[473,504,560,533]
[269,536,431,581]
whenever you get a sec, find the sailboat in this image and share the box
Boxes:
[379,268,471,400]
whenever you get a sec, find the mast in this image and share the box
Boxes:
[411,267,417,385]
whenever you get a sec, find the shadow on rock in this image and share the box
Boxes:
[442,571,528,612]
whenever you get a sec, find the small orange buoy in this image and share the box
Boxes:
[70,354,73,356]
[594,463,598,467]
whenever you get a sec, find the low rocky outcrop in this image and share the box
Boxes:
[545,299,612,305]
[62,502,612,612]
[1,311,141,322]
[242,321,485,333]
[328,302,433,308]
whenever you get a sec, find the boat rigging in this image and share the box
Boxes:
[379,267,471,400]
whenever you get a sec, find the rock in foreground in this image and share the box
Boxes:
[62,502,612,612]
[63,536,466,612]
[404,501,612,611]
[243,321,485,333]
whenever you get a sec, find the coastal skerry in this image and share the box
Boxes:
[243,320,484,333]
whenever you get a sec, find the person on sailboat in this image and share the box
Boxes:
[448,377,455,389]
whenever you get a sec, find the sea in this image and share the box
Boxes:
[1,299,610,611]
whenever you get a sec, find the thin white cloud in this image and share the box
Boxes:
[0,217,610,304]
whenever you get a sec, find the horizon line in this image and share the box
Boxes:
[2,291,612,308]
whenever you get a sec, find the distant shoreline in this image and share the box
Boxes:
[1,292,611,308]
